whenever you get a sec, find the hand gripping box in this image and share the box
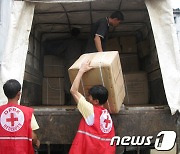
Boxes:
[68,51,125,113]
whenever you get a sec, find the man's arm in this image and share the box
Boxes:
[31,114,39,130]
[32,131,40,149]
[70,60,93,103]
[31,114,40,149]
[94,35,103,52]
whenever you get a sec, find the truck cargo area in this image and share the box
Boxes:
[20,0,177,153]
[22,1,168,108]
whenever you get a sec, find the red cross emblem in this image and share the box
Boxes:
[104,115,111,128]
[0,107,24,132]
[100,109,112,133]
[6,113,18,126]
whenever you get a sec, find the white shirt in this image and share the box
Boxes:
[31,114,39,130]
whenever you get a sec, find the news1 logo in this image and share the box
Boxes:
[110,131,176,151]
[155,131,176,150]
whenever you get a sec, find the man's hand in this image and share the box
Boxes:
[35,139,40,149]
[79,60,93,73]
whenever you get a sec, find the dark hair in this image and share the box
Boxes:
[110,11,124,21]
[88,85,108,105]
[71,28,80,37]
[3,79,21,99]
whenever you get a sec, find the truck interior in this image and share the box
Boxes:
[20,0,176,153]
[22,0,167,107]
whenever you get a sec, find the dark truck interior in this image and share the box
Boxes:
[21,0,176,153]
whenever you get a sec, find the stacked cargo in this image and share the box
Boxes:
[123,72,149,105]
[42,55,65,105]
[106,36,149,105]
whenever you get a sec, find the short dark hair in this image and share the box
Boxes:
[3,79,21,99]
[110,11,124,21]
[88,85,108,105]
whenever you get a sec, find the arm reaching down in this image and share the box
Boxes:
[94,35,103,52]
[32,131,40,149]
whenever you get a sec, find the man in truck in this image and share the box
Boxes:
[85,11,124,53]
[69,60,116,154]
[0,79,40,154]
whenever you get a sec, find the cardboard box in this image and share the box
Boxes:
[120,36,137,53]
[106,38,121,52]
[68,51,125,113]
[123,72,149,105]
[120,54,140,73]
[42,78,65,105]
[44,55,64,77]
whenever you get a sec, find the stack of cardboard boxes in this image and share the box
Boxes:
[106,36,149,105]
[42,55,65,105]
[42,36,149,107]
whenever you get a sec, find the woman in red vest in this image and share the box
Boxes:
[0,79,40,154]
[69,60,116,154]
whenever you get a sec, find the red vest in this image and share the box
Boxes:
[0,103,34,154]
[69,106,116,154]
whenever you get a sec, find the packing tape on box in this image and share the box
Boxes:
[98,53,112,113]
[46,78,63,105]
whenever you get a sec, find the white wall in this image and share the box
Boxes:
[0,0,12,62]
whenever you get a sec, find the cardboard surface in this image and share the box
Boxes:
[42,78,65,105]
[123,72,149,105]
[120,36,137,53]
[44,55,64,77]
[68,51,125,113]
[106,38,121,52]
[120,54,140,72]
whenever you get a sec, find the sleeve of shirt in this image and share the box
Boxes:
[31,114,39,130]
[77,96,95,126]
[96,20,108,39]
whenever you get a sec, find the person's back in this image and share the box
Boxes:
[0,79,39,154]
[0,103,34,154]
[69,61,116,154]
[70,104,115,154]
